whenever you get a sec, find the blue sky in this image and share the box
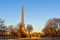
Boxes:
[0,0,60,32]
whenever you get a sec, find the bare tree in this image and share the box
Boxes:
[8,25,17,38]
[26,24,33,37]
[42,18,60,37]
[0,19,7,31]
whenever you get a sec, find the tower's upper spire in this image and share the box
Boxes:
[21,5,24,23]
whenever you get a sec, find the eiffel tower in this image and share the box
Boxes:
[20,5,25,31]
[16,5,26,38]
[19,5,26,38]
[16,0,29,38]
